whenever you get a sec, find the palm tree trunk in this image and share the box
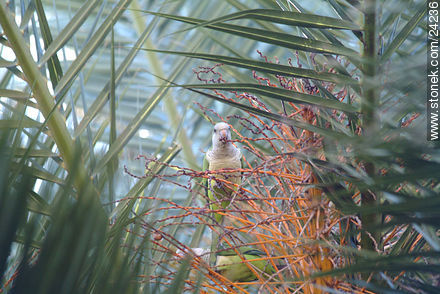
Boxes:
[361,0,381,253]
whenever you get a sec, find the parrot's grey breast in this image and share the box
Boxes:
[206,147,242,171]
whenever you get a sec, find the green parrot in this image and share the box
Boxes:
[215,246,277,282]
[202,122,242,265]
[203,122,242,223]
[175,246,277,283]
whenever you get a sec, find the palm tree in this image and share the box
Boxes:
[0,0,436,293]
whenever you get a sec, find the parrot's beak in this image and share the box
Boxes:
[219,129,228,143]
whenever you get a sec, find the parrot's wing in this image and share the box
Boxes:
[202,153,209,197]
[217,245,266,257]
[241,248,266,257]
[240,155,244,180]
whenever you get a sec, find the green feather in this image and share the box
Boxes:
[215,249,276,282]
[217,245,265,257]
[203,152,241,223]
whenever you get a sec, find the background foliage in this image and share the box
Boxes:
[0,0,438,293]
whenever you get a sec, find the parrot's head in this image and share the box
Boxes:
[212,122,232,147]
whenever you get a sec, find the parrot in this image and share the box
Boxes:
[203,122,242,223]
[202,122,242,265]
[215,246,277,282]
[175,246,277,283]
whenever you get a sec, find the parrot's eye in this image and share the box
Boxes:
[214,129,217,133]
